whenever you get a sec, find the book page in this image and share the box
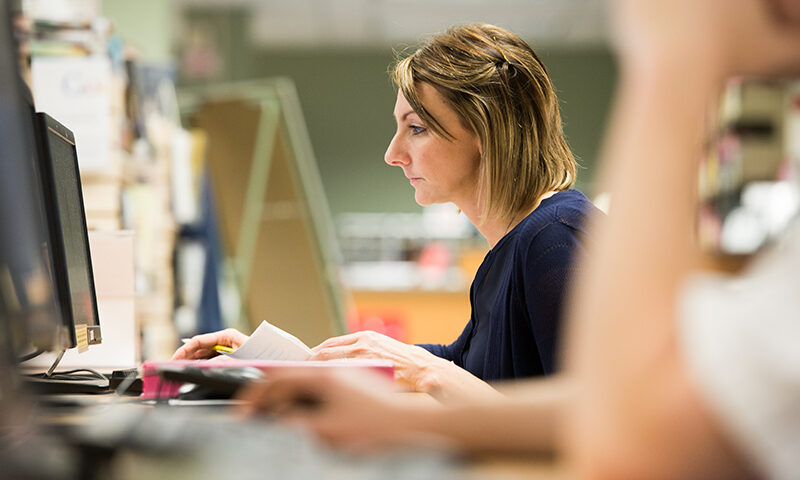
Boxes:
[227,320,312,361]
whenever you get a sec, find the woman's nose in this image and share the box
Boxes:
[385,133,409,166]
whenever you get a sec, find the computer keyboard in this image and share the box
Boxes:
[70,403,461,479]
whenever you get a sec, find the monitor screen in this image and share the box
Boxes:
[0,0,64,357]
[32,112,102,348]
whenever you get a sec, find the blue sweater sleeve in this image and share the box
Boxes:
[417,342,451,360]
[522,221,583,374]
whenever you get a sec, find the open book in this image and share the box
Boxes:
[225,320,313,361]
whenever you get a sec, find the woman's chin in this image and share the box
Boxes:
[413,194,435,206]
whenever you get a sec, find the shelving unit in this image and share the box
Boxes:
[698,79,800,257]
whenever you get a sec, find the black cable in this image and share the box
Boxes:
[28,368,108,382]
[51,368,107,381]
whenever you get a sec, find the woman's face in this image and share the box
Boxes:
[385,83,482,208]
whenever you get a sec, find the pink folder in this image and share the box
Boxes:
[141,359,395,399]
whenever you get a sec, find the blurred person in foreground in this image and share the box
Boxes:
[236,0,800,478]
[175,24,601,404]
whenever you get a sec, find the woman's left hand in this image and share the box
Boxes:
[310,331,501,403]
[310,331,441,393]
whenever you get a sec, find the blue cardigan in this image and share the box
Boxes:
[419,189,598,381]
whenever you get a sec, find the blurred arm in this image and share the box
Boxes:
[563,1,800,478]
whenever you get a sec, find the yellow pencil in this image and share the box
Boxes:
[181,339,234,354]
[211,344,235,354]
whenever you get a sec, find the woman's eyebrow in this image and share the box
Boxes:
[394,110,418,122]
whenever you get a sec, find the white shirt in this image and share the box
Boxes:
[680,221,800,480]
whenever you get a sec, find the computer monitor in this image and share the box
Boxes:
[31,112,102,349]
[0,0,64,359]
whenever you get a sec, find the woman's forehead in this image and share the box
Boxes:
[416,84,463,125]
[395,84,452,117]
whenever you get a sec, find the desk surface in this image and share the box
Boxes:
[29,392,563,480]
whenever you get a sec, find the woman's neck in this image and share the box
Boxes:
[463,190,561,248]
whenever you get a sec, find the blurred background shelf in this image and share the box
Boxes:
[350,288,472,345]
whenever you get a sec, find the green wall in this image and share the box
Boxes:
[539,48,617,195]
[235,49,419,214]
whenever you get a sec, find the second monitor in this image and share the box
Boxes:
[32,112,102,351]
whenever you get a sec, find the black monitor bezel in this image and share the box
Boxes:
[31,111,102,348]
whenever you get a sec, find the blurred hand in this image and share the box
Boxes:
[310,331,447,393]
[236,367,426,450]
[171,328,249,360]
[611,0,800,78]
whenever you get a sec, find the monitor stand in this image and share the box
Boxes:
[45,349,65,376]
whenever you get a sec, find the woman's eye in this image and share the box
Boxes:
[409,125,426,135]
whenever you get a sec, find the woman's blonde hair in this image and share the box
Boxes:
[391,23,576,223]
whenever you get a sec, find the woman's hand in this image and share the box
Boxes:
[236,367,434,451]
[310,331,443,392]
[611,0,800,79]
[310,331,501,403]
[171,328,249,360]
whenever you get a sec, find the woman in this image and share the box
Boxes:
[174,23,599,402]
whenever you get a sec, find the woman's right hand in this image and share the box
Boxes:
[171,328,249,360]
